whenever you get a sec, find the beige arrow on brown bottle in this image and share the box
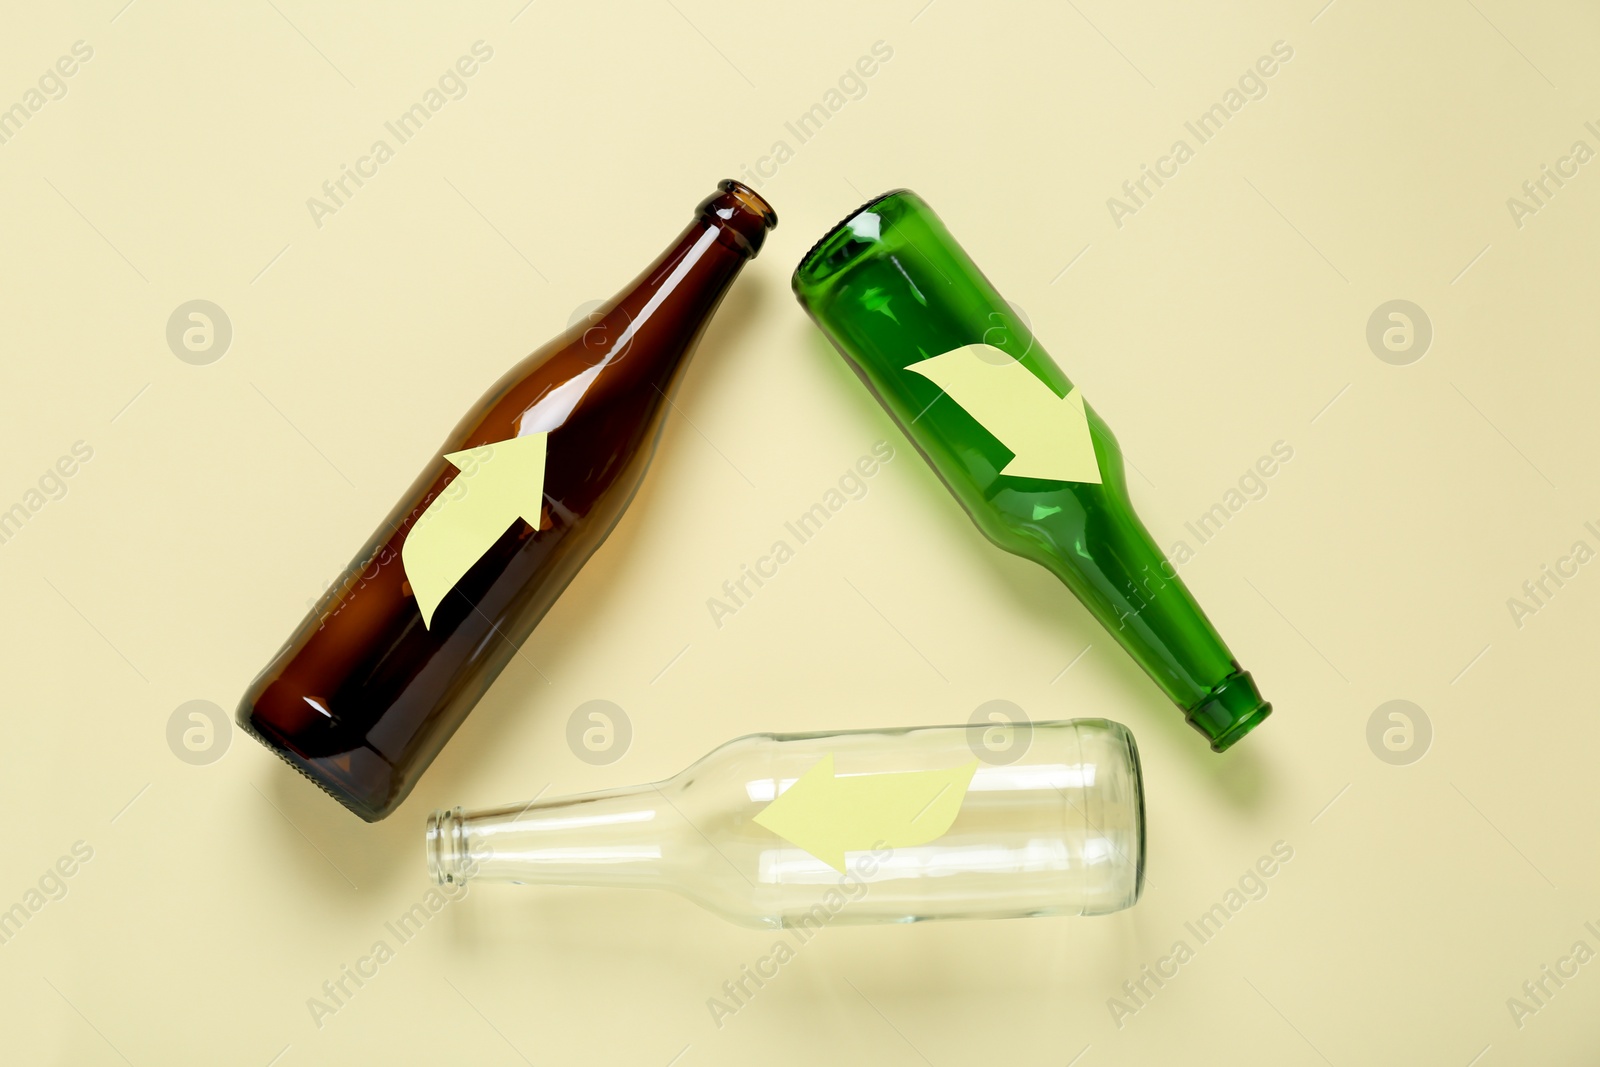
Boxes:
[401,433,549,627]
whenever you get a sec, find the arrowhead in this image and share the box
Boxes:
[402,433,549,628]
[906,344,1102,485]
[441,435,549,513]
[998,386,1101,483]
[753,754,850,871]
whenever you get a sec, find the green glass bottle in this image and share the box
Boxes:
[791,190,1271,752]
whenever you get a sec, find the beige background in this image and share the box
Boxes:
[3,0,1598,1062]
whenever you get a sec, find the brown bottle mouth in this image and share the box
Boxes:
[720,179,777,228]
[699,179,778,257]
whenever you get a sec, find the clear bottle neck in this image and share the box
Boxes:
[427,785,670,891]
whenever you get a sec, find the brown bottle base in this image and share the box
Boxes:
[236,708,394,822]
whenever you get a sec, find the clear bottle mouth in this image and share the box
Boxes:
[425,807,470,885]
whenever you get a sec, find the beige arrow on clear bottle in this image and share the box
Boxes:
[426,719,1145,927]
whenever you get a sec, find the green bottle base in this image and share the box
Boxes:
[1185,670,1272,752]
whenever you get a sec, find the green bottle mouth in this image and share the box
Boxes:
[1186,670,1272,752]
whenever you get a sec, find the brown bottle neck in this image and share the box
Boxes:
[500,182,774,441]
[596,180,776,365]
[605,217,743,365]
[518,182,772,430]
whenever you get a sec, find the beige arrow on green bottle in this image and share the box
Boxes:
[907,343,1102,484]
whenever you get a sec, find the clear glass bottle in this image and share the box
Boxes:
[426,719,1144,927]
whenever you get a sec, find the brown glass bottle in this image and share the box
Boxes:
[238,180,777,821]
